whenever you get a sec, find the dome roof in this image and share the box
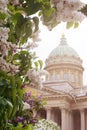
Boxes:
[49,34,79,58]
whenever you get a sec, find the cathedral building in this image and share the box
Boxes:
[40,34,87,130]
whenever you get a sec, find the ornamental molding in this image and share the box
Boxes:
[45,98,71,109]
[76,96,87,101]
[44,93,73,102]
[42,86,64,95]
[45,63,84,72]
[43,80,74,87]
[45,55,82,67]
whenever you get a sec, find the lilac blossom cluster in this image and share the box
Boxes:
[8,91,44,126]
[0,27,18,74]
[8,92,44,126]
[0,0,8,13]
[26,69,49,89]
[50,0,86,22]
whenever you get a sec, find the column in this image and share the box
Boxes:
[70,111,74,130]
[65,110,74,130]
[86,110,87,130]
[46,107,51,120]
[51,109,55,122]
[80,109,85,130]
[61,108,66,130]
[66,110,73,130]
[66,110,69,130]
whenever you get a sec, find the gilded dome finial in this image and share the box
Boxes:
[61,33,65,38]
[60,33,67,45]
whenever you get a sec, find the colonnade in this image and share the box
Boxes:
[46,107,86,130]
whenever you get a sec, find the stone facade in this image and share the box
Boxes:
[41,35,87,130]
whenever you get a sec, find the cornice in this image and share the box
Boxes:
[42,86,64,95]
[44,93,73,101]
[45,55,82,68]
[43,80,73,88]
[45,63,84,72]
[76,95,87,101]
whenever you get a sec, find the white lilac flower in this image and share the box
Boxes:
[56,9,86,22]
[26,69,48,88]
[72,11,86,22]
[31,30,41,42]
[50,0,86,22]
[11,0,19,5]
[0,27,10,42]
[38,70,49,76]
[0,57,10,72]
[68,1,85,10]
[25,42,39,50]
[55,1,84,12]
[26,69,38,80]
[23,101,30,110]
[0,27,17,56]
[0,57,19,74]
[8,63,19,74]
[56,2,64,11]
[0,41,17,56]
[0,0,8,13]
[34,119,60,130]
[0,42,8,56]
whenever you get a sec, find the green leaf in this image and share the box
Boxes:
[35,0,43,3]
[27,124,33,130]
[12,13,24,26]
[34,61,38,70]
[66,22,74,29]
[33,17,39,32]
[17,19,32,45]
[0,12,7,20]
[8,4,15,12]
[6,99,13,108]
[80,4,87,16]
[74,22,79,28]
[38,60,43,69]
[7,123,13,128]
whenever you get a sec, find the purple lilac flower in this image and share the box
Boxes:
[21,84,26,89]
[23,92,31,101]
[37,93,43,99]
[8,119,12,124]
[28,98,34,105]
[25,92,31,97]
[13,48,17,53]
[30,119,38,124]
[16,116,24,123]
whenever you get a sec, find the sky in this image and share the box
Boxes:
[35,0,87,85]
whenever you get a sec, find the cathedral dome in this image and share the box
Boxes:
[49,34,79,58]
[45,34,84,88]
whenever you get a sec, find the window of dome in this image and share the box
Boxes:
[70,74,75,82]
[64,73,68,80]
[57,74,60,80]
[51,75,54,80]
[76,75,78,83]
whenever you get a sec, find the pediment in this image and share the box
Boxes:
[24,85,65,97]
[42,86,65,96]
